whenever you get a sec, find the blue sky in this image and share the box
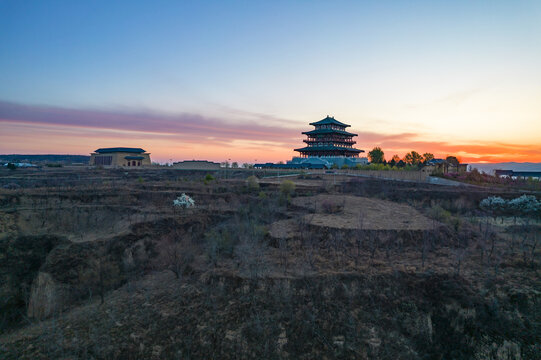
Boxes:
[1,0,540,162]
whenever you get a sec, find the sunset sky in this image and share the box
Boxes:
[1,0,540,163]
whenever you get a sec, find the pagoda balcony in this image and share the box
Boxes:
[303,142,355,148]
[314,124,348,131]
[304,139,356,145]
[305,135,355,141]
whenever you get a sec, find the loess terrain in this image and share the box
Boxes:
[0,167,539,359]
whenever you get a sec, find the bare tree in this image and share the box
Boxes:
[355,212,365,266]
[454,246,467,277]
[278,238,288,274]
[421,230,428,269]
[84,257,119,305]
[157,237,195,279]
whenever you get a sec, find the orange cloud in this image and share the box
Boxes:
[1,100,539,164]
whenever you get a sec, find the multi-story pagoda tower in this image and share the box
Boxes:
[294,116,364,158]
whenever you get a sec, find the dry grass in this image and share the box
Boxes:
[291,194,436,230]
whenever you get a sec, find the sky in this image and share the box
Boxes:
[1,0,540,163]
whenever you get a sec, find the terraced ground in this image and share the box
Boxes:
[0,168,539,359]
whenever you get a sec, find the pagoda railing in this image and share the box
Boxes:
[314,125,347,131]
[304,139,356,145]
[305,137,355,143]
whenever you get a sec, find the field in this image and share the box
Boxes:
[0,167,539,359]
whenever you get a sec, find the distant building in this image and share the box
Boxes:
[2,162,37,168]
[172,160,221,170]
[495,170,541,179]
[90,147,151,167]
[422,158,468,174]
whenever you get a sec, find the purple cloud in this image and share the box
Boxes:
[0,100,302,146]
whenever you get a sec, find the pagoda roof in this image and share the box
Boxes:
[94,147,146,154]
[302,128,357,136]
[294,146,364,153]
[309,116,350,127]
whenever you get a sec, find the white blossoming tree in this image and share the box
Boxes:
[480,195,540,220]
[173,193,195,209]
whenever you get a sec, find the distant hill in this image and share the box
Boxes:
[470,162,541,174]
[0,154,90,164]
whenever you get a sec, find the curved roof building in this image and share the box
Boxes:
[294,116,364,158]
[90,147,151,167]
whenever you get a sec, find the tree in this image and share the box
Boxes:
[280,180,295,196]
[446,156,459,166]
[389,154,400,167]
[368,147,385,164]
[246,175,260,191]
[404,151,423,165]
[231,162,239,168]
[84,257,120,305]
[164,243,194,279]
[423,153,434,163]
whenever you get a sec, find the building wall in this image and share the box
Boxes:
[288,156,368,169]
[347,170,430,182]
[172,161,221,170]
[90,152,151,167]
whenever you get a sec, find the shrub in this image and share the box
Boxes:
[6,163,16,170]
[280,180,295,196]
[321,199,343,214]
[204,174,215,183]
[2,182,20,189]
[246,175,260,191]
[427,204,452,223]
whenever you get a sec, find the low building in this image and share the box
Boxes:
[254,162,327,170]
[288,156,368,169]
[172,160,221,170]
[495,170,541,179]
[423,158,468,174]
[90,147,151,167]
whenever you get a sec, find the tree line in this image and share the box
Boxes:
[367,147,459,167]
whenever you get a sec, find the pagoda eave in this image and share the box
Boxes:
[302,129,357,136]
[294,147,364,153]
